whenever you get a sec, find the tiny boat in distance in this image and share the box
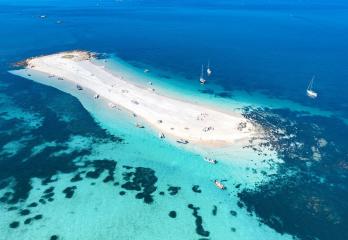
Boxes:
[306,75,318,99]
[144,69,150,73]
[204,157,217,164]
[207,61,212,76]
[200,65,206,85]
[159,132,165,139]
[136,123,145,128]
[76,85,83,90]
[214,180,225,190]
[177,139,189,144]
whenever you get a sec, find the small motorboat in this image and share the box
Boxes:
[136,123,145,128]
[306,75,318,99]
[214,180,225,190]
[144,69,150,73]
[94,94,100,99]
[204,157,217,164]
[40,15,46,19]
[177,139,189,144]
[76,85,83,90]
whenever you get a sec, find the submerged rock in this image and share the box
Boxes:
[167,186,180,196]
[62,186,77,199]
[187,204,210,237]
[9,221,19,228]
[169,211,177,218]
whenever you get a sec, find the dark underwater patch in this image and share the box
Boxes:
[187,204,210,237]
[42,192,55,199]
[24,218,32,225]
[122,165,133,170]
[27,202,38,208]
[70,173,83,182]
[50,235,59,240]
[85,160,116,183]
[239,107,348,240]
[230,210,237,217]
[192,185,202,193]
[0,73,124,205]
[62,186,77,199]
[121,167,158,204]
[19,209,30,216]
[167,185,180,196]
[169,210,177,218]
[212,205,217,216]
[23,214,43,226]
[7,206,17,211]
[9,221,19,228]
[33,214,43,220]
[44,187,54,194]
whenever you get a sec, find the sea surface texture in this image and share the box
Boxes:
[1,1,348,240]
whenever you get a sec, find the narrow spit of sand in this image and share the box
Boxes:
[22,50,256,147]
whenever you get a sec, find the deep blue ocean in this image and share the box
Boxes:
[2,0,348,117]
[1,1,348,240]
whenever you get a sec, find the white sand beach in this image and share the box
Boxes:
[23,51,255,147]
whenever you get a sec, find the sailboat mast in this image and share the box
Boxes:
[308,75,315,90]
[311,75,315,89]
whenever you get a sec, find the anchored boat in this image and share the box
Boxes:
[214,180,225,190]
[136,123,145,128]
[207,60,212,76]
[204,157,217,164]
[199,65,206,85]
[177,139,189,144]
[306,75,318,99]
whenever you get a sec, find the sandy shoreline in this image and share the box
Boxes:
[18,50,256,147]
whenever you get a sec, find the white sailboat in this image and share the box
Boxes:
[306,75,318,99]
[199,65,206,84]
[207,60,212,76]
